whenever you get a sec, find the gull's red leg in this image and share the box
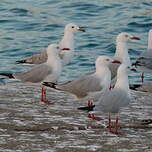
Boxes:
[43,88,54,104]
[41,87,44,101]
[87,113,102,121]
[141,72,144,83]
[114,114,124,135]
[92,113,103,121]
[43,88,47,100]
[40,87,54,104]
[115,114,119,133]
[108,113,112,133]
[109,113,123,135]
[41,87,46,103]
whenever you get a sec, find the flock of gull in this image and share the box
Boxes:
[1,23,152,134]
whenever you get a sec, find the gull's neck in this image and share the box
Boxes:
[95,64,111,90]
[148,32,152,50]
[59,31,75,65]
[45,52,62,82]
[60,31,74,49]
[114,41,131,66]
[46,52,61,66]
[114,70,130,97]
[95,64,110,75]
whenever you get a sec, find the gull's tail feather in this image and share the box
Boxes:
[78,105,95,111]
[16,60,27,64]
[0,73,14,79]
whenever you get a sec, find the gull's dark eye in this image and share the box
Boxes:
[72,26,74,28]
[56,46,60,49]
[125,35,128,37]
[106,59,110,61]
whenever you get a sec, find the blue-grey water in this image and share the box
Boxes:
[0,0,152,151]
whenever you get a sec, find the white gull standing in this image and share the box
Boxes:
[109,32,140,85]
[0,44,69,104]
[133,29,152,83]
[16,23,85,65]
[78,64,136,134]
[43,56,117,104]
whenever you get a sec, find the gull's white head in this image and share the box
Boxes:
[116,32,140,43]
[47,44,61,56]
[47,44,69,56]
[96,56,113,67]
[64,23,85,33]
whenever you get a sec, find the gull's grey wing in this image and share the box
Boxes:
[139,49,152,58]
[14,64,52,83]
[17,49,48,64]
[136,50,152,70]
[57,74,103,98]
[96,88,130,113]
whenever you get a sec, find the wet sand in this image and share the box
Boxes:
[0,82,152,152]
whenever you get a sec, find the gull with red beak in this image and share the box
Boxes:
[109,32,140,85]
[43,56,119,119]
[0,44,68,104]
[16,23,85,65]
[78,64,136,134]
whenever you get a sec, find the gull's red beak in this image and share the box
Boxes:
[130,36,140,40]
[112,60,121,64]
[62,48,70,51]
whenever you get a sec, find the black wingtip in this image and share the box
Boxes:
[43,82,57,89]
[132,61,143,67]
[16,60,26,64]
[132,62,137,66]
[130,84,141,90]
[0,73,14,79]
[141,119,152,125]
[78,105,95,111]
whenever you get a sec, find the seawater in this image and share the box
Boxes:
[0,0,152,83]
